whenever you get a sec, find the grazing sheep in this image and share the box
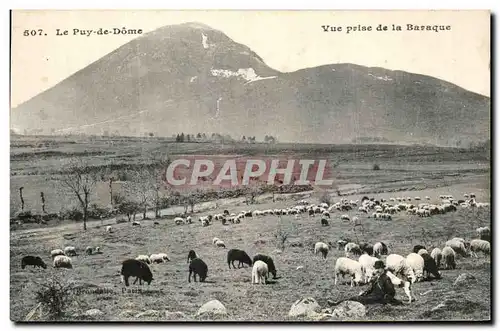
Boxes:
[53,255,73,269]
[63,246,77,257]
[430,248,442,268]
[476,226,490,242]
[419,252,441,279]
[251,260,269,284]
[321,218,329,226]
[252,254,277,278]
[470,239,490,257]
[188,257,208,282]
[136,255,152,264]
[153,221,159,225]
[386,270,414,304]
[105,225,112,233]
[334,257,364,287]
[227,249,253,269]
[340,214,350,221]
[412,245,426,254]
[150,253,170,263]
[373,242,389,257]
[213,237,221,245]
[314,242,329,259]
[345,242,362,257]
[187,250,198,263]
[223,209,230,216]
[337,240,348,251]
[406,253,425,282]
[441,247,456,269]
[85,246,93,255]
[132,221,141,226]
[386,254,417,284]
[50,249,65,258]
[215,240,226,248]
[186,216,192,224]
[445,239,468,257]
[174,217,185,225]
[417,249,428,256]
[21,256,47,269]
[359,242,374,256]
[358,254,380,282]
[121,259,153,286]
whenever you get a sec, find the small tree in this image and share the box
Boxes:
[180,133,185,142]
[60,158,97,231]
[30,276,78,321]
[40,192,46,214]
[373,164,381,171]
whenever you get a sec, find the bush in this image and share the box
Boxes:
[59,208,83,222]
[30,277,77,320]
[373,164,381,171]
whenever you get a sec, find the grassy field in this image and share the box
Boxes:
[10,135,491,321]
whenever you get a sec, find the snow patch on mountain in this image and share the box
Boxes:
[210,68,277,83]
[201,33,209,49]
[368,73,393,81]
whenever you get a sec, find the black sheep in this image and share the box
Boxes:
[188,257,208,282]
[21,256,47,269]
[120,259,153,287]
[223,210,230,216]
[421,252,441,280]
[321,218,329,226]
[227,249,252,269]
[413,245,426,254]
[187,250,197,263]
[359,242,374,256]
[308,209,315,216]
[252,254,277,278]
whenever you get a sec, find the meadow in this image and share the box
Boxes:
[9,135,491,321]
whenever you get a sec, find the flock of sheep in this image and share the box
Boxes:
[18,191,490,311]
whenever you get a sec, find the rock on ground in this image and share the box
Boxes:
[331,301,366,320]
[84,309,104,317]
[288,297,321,318]
[196,300,227,317]
[118,310,136,318]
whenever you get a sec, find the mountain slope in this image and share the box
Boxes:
[11,22,490,146]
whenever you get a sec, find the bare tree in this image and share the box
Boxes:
[60,158,97,231]
[19,187,25,211]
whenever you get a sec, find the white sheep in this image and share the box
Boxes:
[105,225,112,233]
[64,246,77,257]
[441,246,456,269]
[132,221,141,226]
[344,242,362,257]
[469,239,490,257]
[386,254,417,284]
[50,249,65,258]
[386,270,414,303]
[406,253,425,282]
[430,248,442,268]
[417,249,428,256]
[334,257,364,287]
[476,226,490,240]
[215,240,226,248]
[174,217,185,225]
[186,216,192,224]
[213,237,221,245]
[136,255,152,264]
[314,242,329,259]
[340,214,350,221]
[445,239,468,257]
[251,260,268,284]
[150,253,170,263]
[373,242,389,257]
[358,254,380,283]
[53,255,73,269]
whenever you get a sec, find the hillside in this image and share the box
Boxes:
[11,22,490,146]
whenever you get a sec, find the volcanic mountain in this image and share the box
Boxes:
[11,22,490,146]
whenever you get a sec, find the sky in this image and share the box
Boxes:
[11,10,490,107]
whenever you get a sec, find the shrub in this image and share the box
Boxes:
[30,277,77,320]
[373,164,381,171]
